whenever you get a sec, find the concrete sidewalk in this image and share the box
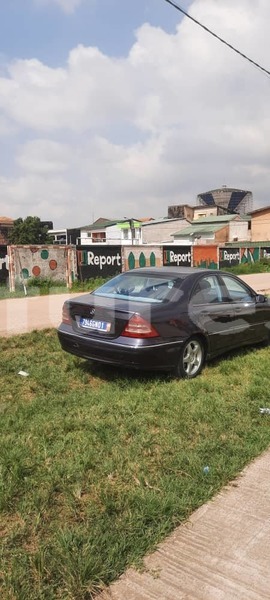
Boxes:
[239,272,270,295]
[98,450,270,600]
[0,292,83,337]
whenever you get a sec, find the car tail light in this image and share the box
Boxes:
[122,314,159,338]
[62,303,72,325]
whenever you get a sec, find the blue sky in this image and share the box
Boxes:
[0,1,185,65]
[0,0,269,227]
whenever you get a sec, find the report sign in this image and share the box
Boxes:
[77,246,122,279]
[163,246,192,267]
[0,246,8,284]
[219,248,240,268]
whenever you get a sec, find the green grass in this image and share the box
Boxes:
[0,278,108,300]
[1,331,270,599]
[227,258,270,275]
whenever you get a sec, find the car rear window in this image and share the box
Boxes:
[93,273,182,303]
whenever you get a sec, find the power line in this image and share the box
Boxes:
[164,0,270,78]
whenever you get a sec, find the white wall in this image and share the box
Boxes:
[229,221,250,242]
[142,219,189,244]
[79,224,142,245]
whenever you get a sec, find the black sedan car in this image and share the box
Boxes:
[57,267,270,378]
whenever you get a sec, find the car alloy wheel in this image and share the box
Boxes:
[176,337,205,379]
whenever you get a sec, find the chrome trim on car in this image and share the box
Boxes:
[60,328,184,349]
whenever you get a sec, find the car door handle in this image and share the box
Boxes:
[235,305,253,311]
[201,310,232,318]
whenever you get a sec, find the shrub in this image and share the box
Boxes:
[226,259,270,275]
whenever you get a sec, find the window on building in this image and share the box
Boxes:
[91,231,106,242]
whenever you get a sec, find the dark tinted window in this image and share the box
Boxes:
[220,275,254,302]
[93,273,182,303]
[191,275,222,305]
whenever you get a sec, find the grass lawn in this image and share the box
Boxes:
[1,331,270,599]
[0,278,107,300]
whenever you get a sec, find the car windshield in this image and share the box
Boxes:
[93,273,181,303]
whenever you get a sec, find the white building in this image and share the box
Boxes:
[79,218,143,246]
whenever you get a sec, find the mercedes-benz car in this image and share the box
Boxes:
[57,267,270,378]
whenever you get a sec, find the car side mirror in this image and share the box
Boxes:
[255,294,267,304]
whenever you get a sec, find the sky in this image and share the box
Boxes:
[0,0,270,228]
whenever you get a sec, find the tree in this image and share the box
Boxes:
[9,216,51,245]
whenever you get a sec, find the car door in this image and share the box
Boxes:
[189,274,238,355]
[218,274,268,344]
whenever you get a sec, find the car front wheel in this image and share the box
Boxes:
[175,337,205,379]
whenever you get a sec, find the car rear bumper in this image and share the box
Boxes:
[57,325,183,371]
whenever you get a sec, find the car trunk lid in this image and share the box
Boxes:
[67,295,152,339]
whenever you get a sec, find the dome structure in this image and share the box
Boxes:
[197,186,253,215]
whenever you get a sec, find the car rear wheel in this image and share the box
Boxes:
[175,337,205,379]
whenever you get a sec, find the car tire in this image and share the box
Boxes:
[175,337,205,379]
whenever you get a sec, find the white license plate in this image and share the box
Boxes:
[80,317,111,332]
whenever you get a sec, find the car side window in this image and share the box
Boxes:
[220,275,254,302]
[191,276,222,305]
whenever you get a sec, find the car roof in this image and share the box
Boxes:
[125,267,210,276]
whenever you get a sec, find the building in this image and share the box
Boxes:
[249,206,270,241]
[48,227,81,245]
[0,216,14,244]
[197,186,253,215]
[193,205,230,219]
[79,218,143,245]
[142,217,190,244]
[171,215,250,245]
[167,205,194,220]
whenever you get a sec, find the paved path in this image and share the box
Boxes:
[0,292,83,337]
[239,272,270,295]
[98,450,270,600]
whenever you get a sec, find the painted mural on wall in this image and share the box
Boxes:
[240,247,260,263]
[10,245,77,286]
[163,246,192,267]
[123,246,163,271]
[193,245,218,269]
[77,245,122,279]
[0,245,8,284]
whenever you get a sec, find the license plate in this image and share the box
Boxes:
[79,317,111,332]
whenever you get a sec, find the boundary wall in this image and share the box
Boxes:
[2,243,270,289]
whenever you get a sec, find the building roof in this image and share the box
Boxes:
[249,205,270,215]
[138,217,155,222]
[142,217,189,227]
[81,218,142,231]
[81,219,115,231]
[0,216,14,224]
[194,215,239,224]
[225,241,270,247]
[198,187,252,195]
[173,223,227,238]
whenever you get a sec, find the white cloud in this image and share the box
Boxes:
[0,173,72,222]
[1,0,270,225]
[17,140,72,174]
